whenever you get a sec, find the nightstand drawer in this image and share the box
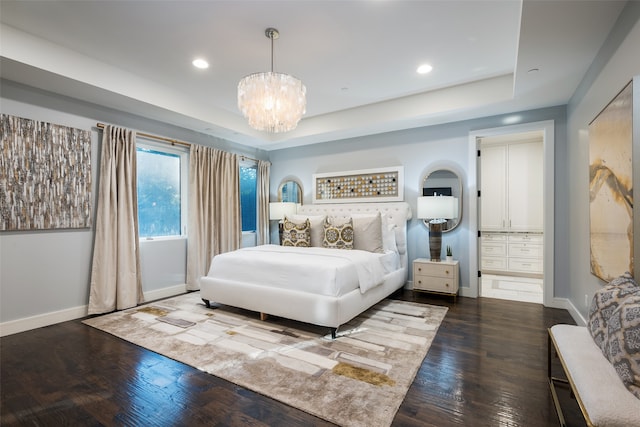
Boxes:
[414,262,456,279]
[414,275,456,293]
[412,259,459,298]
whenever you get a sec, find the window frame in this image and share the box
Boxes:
[239,159,258,235]
[136,138,189,241]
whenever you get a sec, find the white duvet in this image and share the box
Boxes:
[206,245,397,296]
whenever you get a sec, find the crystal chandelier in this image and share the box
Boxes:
[238,28,307,133]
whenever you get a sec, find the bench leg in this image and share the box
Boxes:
[548,330,569,427]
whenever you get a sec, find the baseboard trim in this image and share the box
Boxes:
[0,305,88,337]
[0,284,189,337]
[552,297,586,326]
[142,283,188,303]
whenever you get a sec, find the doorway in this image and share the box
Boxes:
[479,131,544,303]
[466,121,555,306]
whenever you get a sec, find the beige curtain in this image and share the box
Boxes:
[88,126,143,315]
[186,145,240,290]
[256,160,271,245]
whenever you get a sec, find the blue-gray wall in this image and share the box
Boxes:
[268,106,568,299]
[565,4,640,323]
[0,81,268,333]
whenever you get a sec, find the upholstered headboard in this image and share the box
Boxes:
[297,202,413,270]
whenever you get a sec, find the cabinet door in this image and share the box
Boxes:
[507,142,543,231]
[480,145,507,230]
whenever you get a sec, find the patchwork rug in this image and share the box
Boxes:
[83,292,448,427]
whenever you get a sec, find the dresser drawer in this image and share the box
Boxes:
[482,233,507,242]
[508,243,543,258]
[481,257,507,270]
[508,257,543,273]
[414,262,456,279]
[481,242,507,257]
[508,233,543,244]
[414,275,457,293]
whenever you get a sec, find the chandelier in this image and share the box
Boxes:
[237,28,307,133]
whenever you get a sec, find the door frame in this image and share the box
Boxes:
[465,120,558,307]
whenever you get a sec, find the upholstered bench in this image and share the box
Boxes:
[548,324,640,427]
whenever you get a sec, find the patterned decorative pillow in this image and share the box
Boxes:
[322,217,354,249]
[604,294,640,398]
[289,214,326,247]
[588,272,639,354]
[282,217,311,247]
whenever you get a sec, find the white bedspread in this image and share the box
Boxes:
[206,245,390,296]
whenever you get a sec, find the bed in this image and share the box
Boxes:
[200,202,412,338]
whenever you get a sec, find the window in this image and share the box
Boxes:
[136,142,188,238]
[240,164,257,232]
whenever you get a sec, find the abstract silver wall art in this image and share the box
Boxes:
[0,114,92,231]
[589,81,634,282]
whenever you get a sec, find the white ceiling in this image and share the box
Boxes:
[0,0,626,151]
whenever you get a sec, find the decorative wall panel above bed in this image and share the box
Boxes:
[312,166,404,203]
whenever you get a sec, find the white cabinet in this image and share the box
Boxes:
[481,232,543,276]
[480,140,543,232]
[480,145,507,230]
[413,259,459,298]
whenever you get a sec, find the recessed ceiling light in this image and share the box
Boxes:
[192,58,209,69]
[417,64,433,74]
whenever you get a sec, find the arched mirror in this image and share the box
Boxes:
[420,169,462,232]
[278,179,303,204]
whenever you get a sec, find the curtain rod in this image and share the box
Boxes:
[95,122,261,163]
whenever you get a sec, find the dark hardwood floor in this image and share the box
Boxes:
[1,291,584,426]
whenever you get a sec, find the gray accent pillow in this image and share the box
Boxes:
[588,272,639,355]
[605,294,640,399]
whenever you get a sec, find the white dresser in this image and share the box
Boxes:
[481,232,543,276]
[413,259,459,299]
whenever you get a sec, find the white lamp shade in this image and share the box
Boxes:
[269,202,297,220]
[417,196,458,220]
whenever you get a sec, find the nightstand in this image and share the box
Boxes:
[413,258,459,299]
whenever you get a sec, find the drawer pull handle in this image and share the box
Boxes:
[445,270,449,274]
[418,267,422,272]
[445,283,449,287]
[418,280,422,284]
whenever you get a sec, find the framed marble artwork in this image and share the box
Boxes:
[588,80,634,282]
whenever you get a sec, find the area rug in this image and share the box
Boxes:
[83,292,448,427]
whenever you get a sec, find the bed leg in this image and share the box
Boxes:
[330,328,337,340]
[202,299,211,308]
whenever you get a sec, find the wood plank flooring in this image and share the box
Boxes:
[1,291,583,426]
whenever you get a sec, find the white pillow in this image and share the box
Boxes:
[383,223,398,253]
[330,213,383,253]
[289,214,326,247]
[380,214,395,252]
